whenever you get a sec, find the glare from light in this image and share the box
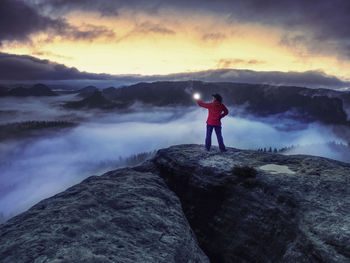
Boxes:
[193,93,200,100]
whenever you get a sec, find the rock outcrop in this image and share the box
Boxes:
[1,144,350,263]
[142,145,350,263]
[0,168,209,263]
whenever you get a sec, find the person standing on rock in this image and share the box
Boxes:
[195,93,228,152]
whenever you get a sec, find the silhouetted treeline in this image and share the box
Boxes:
[258,141,350,153]
[277,141,350,153]
[123,151,156,166]
[257,141,350,163]
[257,147,278,153]
[90,151,157,174]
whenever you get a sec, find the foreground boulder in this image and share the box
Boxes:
[142,145,350,263]
[0,168,209,263]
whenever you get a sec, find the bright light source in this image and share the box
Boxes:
[193,93,200,100]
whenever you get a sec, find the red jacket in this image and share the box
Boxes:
[197,100,229,126]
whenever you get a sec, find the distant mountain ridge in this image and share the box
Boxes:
[76,85,98,97]
[64,90,129,109]
[0,83,57,97]
[72,81,350,126]
[2,80,349,126]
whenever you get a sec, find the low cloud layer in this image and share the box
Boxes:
[0,96,345,222]
[1,52,349,89]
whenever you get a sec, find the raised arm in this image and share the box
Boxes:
[197,100,212,109]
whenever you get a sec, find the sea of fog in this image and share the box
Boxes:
[0,95,346,222]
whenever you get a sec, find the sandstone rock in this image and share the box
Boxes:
[148,144,350,263]
[0,168,209,263]
[1,144,349,263]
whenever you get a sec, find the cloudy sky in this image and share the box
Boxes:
[1,0,350,85]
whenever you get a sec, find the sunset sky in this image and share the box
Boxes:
[1,0,350,84]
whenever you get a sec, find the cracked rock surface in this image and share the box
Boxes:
[0,168,209,263]
[147,144,350,263]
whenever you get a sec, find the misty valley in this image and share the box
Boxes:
[1,81,350,223]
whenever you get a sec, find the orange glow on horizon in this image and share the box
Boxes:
[1,9,350,80]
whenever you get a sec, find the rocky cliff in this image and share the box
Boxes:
[1,145,350,263]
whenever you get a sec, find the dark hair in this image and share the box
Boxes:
[212,93,223,103]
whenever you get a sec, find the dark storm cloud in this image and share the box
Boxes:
[0,0,60,44]
[35,0,161,16]
[0,0,114,45]
[36,0,350,58]
[0,52,110,80]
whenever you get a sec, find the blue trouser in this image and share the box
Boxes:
[206,124,226,151]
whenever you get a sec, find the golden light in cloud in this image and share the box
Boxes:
[2,9,350,80]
